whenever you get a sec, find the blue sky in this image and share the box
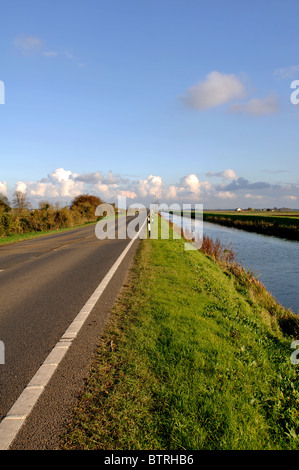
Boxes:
[0,0,299,208]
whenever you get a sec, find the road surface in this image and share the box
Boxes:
[0,214,146,449]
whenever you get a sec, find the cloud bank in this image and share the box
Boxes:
[4,167,298,210]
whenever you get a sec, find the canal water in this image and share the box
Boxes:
[161,212,299,315]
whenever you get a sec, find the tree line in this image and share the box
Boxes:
[0,192,104,238]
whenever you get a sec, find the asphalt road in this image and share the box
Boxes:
[0,214,146,449]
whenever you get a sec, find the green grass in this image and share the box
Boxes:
[60,216,299,450]
[201,211,299,240]
[0,214,123,245]
[0,220,98,245]
[203,210,299,225]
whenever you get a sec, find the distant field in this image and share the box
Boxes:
[203,210,299,225]
[200,211,299,240]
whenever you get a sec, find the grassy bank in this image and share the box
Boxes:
[0,220,98,245]
[61,216,299,450]
[201,211,299,241]
[0,213,122,246]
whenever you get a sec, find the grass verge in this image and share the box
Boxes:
[0,214,122,245]
[60,216,299,450]
[0,221,98,245]
[201,211,299,241]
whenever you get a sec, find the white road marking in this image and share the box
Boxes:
[53,244,69,251]
[0,217,147,450]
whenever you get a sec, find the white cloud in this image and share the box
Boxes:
[49,168,72,183]
[0,181,7,195]
[15,168,83,201]
[136,175,164,199]
[216,191,236,199]
[4,167,299,210]
[275,65,299,79]
[119,190,137,199]
[10,169,221,205]
[105,170,121,185]
[16,181,27,193]
[245,193,263,200]
[60,179,83,198]
[13,35,81,65]
[207,169,237,180]
[43,51,58,57]
[179,174,201,195]
[170,185,179,198]
[230,94,279,116]
[222,169,237,180]
[181,71,246,110]
[29,182,47,197]
[75,171,104,184]
[64,50,85,67]
[13,35,43,54]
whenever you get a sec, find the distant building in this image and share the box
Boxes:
[235,208,242,212]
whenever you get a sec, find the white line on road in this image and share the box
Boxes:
[0,217,147,450]
[53,244,69,251]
